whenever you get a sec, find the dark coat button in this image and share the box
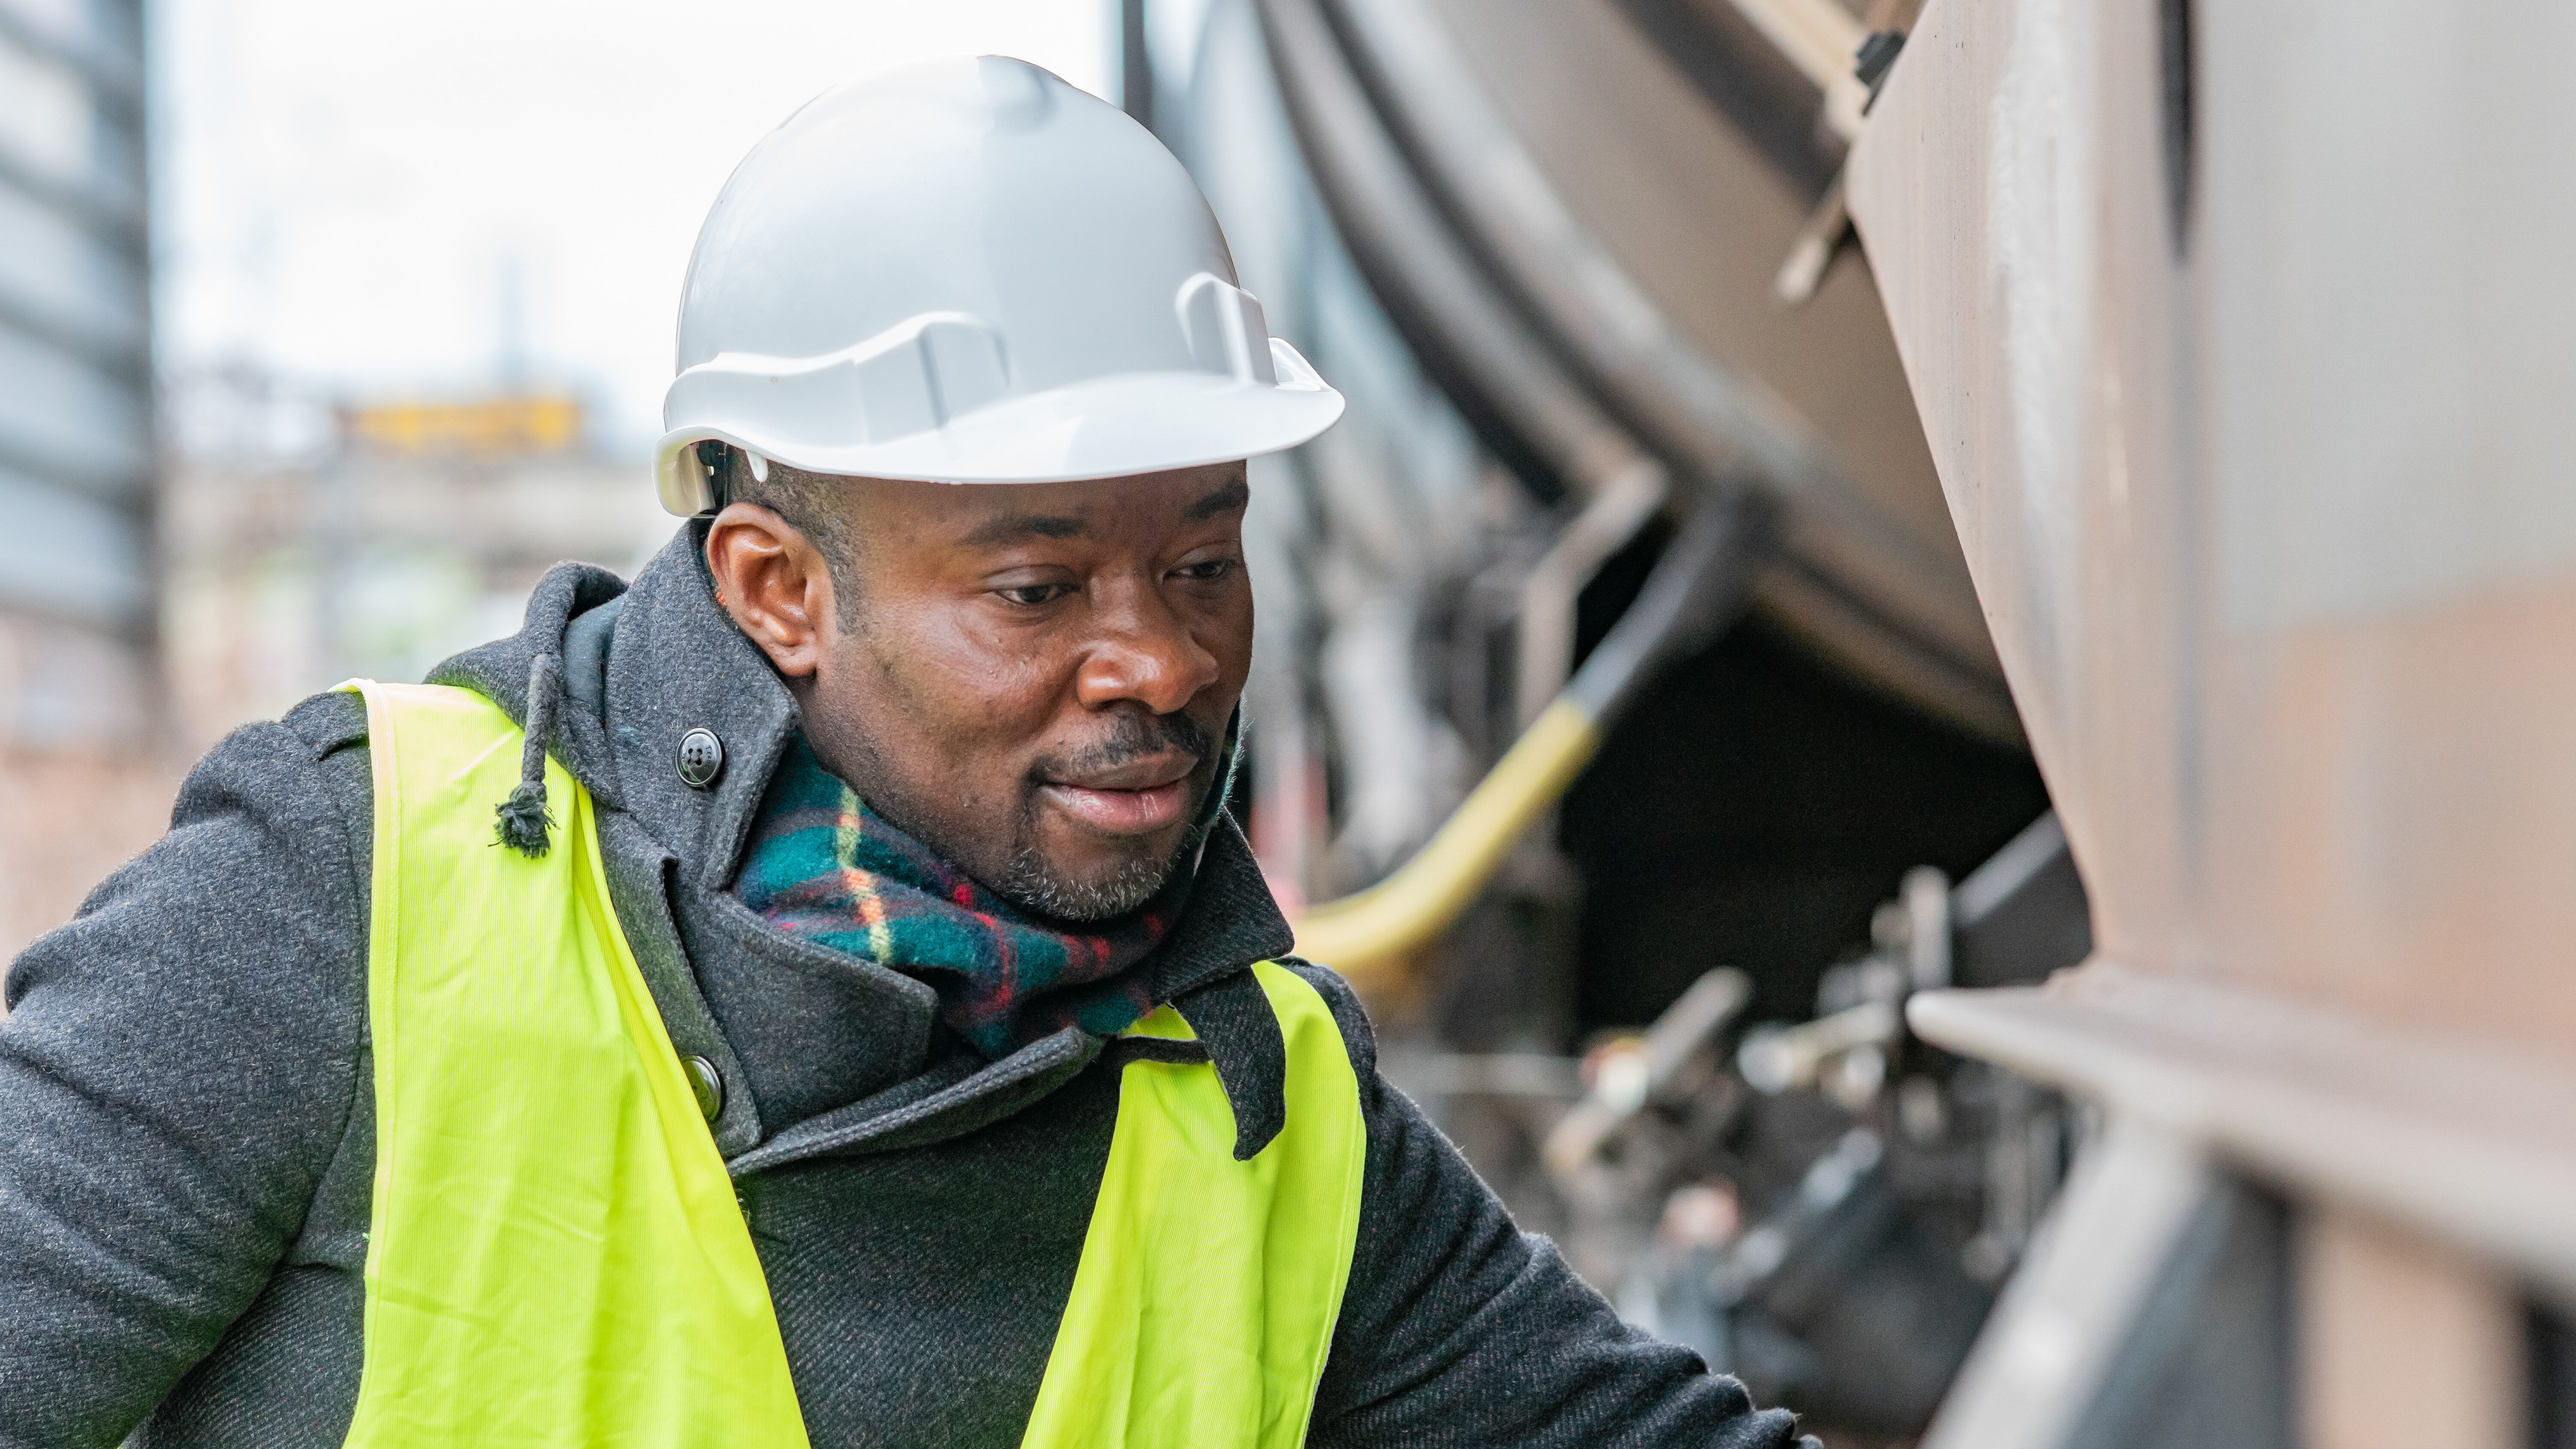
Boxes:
[684,1054,725,1121]
[676,728,725,790]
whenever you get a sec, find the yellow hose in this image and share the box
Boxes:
[1291,698,1603,989]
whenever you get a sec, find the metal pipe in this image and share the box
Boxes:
[1543,967,1753,1177]
[1287,694,1598,985]
[1253,0,1646,503]
[1515,459,1668,729]
[1120,0,1155,130]
[1293,491,1776,984]
[1737,999,1903,1095]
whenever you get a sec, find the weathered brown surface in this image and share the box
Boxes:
[1845,0,2192,981]
[2301,1207,2521,1449]
[2216,574,2576,1047]
[1848,0,2576,1054]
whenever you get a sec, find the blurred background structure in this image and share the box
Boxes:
[6,0,2574,1444]
[158,390,668,752]
[0,0,170,957]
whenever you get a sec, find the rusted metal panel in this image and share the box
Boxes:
[1849,0,2576,1053]
[1847,0,2193,981]
[2301,1208,2524,1449]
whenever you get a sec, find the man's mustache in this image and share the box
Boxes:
[1031,711,1215,784]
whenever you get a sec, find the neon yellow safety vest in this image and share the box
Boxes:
[341,680,1367,1447]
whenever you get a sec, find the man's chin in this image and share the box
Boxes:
[994,839,1187,924]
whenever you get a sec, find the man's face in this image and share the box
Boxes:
[706,462,1253,921]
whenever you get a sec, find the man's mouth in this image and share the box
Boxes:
[1038,753,1200,836]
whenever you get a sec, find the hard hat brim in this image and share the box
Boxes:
[654,355,1345,515]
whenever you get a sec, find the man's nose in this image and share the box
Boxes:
[1073,586,1219,716]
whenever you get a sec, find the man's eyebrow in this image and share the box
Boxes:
[957,512,1088,548]
[1185,477,1252,521]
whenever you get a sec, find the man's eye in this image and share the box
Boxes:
[998,583,1070,607]
[1175,559,1234,582]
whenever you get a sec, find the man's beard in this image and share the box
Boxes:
[994,710,1218,923]
[994,847,1182,923]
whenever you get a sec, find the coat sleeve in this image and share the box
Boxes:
[0,695,373,1448]
[1286,963,1817,1449]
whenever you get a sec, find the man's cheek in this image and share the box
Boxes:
[939,672,1060,742]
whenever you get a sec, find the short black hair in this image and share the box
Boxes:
[703,442,863,622]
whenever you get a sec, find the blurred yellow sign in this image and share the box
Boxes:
[348,396,584,456]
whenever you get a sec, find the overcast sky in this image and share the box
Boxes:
[153,0,1117,456]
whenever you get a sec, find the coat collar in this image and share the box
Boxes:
[601,523,801,895]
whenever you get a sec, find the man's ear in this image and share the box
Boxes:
[704,503,835,679]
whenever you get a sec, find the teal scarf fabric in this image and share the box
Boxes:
[738,736,1213,1058]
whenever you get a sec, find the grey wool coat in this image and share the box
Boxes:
[0,528,1813,1449]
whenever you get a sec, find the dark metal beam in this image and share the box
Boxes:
[1121,0,1156,131]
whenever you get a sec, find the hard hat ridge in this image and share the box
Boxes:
[655,55,1344,513]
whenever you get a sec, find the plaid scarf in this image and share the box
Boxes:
[738,735,1197,1058]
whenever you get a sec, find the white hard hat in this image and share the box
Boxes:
[653,55,1344,515]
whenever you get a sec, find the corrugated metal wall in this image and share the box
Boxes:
[0,0,154,747]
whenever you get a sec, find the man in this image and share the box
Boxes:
[0,58,1813,1447]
